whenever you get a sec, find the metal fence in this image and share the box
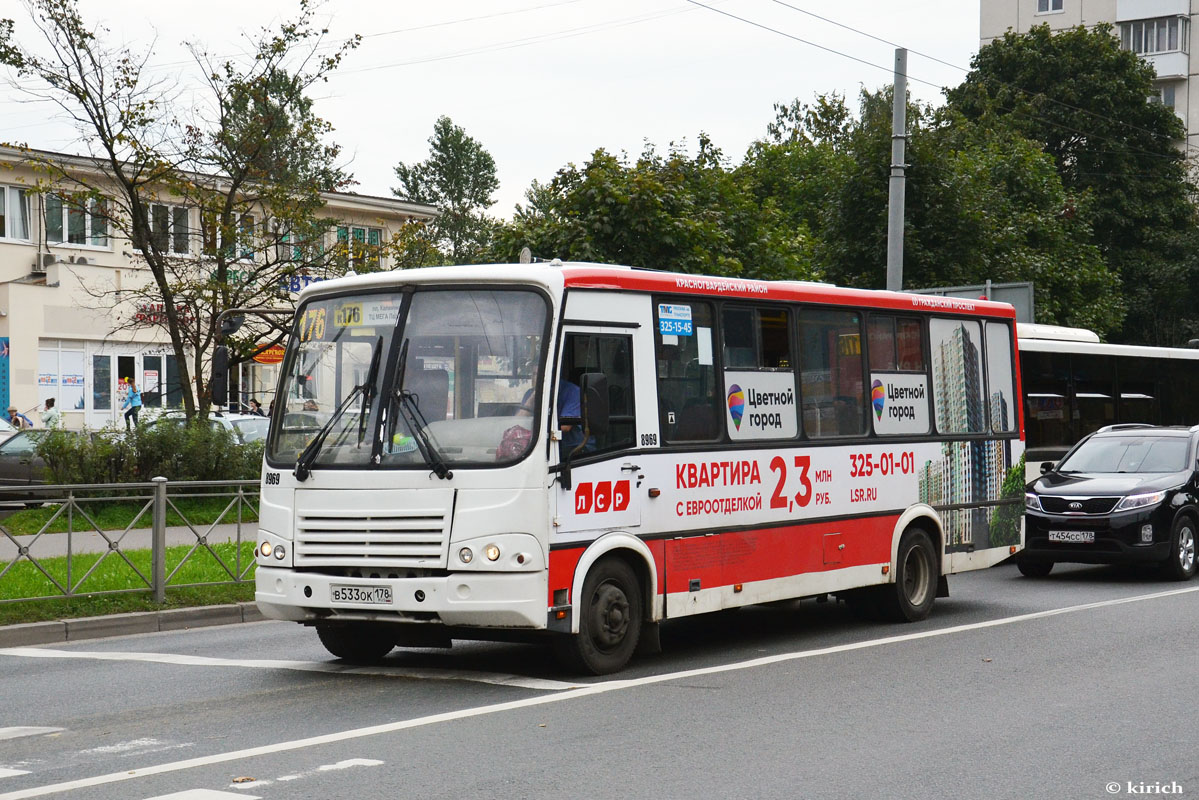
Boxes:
[0,478,259,604]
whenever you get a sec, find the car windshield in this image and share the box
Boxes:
[232,417,269,443]
[1058,435,1189,473]
[268,287,549,469]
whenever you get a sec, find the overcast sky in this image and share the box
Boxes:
[0,0,981,217]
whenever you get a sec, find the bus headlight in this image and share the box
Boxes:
[485,544,501,561]
[274,545,286,560]
[459,547,474,564]
[260,541,273,557]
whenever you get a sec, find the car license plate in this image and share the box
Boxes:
[1048,530,1095,544]
[330,584,392,605]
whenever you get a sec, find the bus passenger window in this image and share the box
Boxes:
[984,322,1017,433]
[868,315,924,371]
[721,305,797,440]
[799,309,866,437]
[929,318,986,434]
[656,301,719,443]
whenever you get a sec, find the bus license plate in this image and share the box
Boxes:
[330,584,393,605]
[1048,530,1095,544]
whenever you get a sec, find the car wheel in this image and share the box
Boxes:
[877,528,937,623]
[554,557,643,675]
[1017,557,1054,578]
[1162,516,1198,581]
[315,623,395,664]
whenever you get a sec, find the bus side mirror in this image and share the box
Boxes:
[211,345,229,408]
[581,372,609,438]
[1040,461,1055,474]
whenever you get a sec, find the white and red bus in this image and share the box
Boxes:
[253,262,1025,674]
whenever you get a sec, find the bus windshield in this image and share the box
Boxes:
[268,288,549,470]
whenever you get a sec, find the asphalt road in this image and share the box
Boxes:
[1,561,1197,800]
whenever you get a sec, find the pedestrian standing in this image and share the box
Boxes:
[248,398,266,417]
[122,377,142,430]
[40,397,60,428]
[6,405,29,430]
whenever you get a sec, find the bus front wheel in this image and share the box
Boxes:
[878,528,937,623]
[315,623,395,664]
[555,557,643,675]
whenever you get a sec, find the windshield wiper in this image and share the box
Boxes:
[392,340,452,480]
[294,337,384,482]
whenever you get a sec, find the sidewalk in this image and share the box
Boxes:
[0,522,247,559]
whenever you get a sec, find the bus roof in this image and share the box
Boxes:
[299,261,1019,319]
[1018,322,1199,360]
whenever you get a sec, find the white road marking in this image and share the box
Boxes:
[144,790,260,800]
[230,758,383,789]
[0,729,62,742]
[3,584,1198,800]
[0,649,577,692]
[0,772,28,780]
[79,739,193,758]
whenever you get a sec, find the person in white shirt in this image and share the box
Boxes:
[40,398,61,428]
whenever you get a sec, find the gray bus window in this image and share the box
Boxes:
[1116,355,1159,426]
[1072,353,1115,439]
[656,301,719,442]
[984,322,1017,433]
[799,309,866,438]
[929,318,985,434]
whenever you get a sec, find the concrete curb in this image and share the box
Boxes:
[0,602,266,647]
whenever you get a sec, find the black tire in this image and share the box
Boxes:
[1161,516,1198,581]
[877,528,937,623]
[555,557,643,675]
[1017,556,1054,578]
[315,623,395,664]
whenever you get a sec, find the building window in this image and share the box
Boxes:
[1122,17,1188,55]
[0,186,31,241]
[45,194,108,247]
[1037,0,1063,13]
[38,340,86,411]
[201,213,256,261]
[147,203,190,255]
[336,225,382,269]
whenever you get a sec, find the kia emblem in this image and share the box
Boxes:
[1069,502,1083,510]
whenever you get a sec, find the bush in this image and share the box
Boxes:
[36,422,264,484]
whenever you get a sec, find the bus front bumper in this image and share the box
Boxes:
[254,566,546,629]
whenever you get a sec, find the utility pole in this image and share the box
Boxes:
[886,48,907,293]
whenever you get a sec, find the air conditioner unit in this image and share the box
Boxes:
[70,255,90,265]
[32,253,56,274]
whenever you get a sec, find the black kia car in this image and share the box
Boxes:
[1021,424,1199,580]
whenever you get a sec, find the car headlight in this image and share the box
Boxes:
[1025,492,1043,512]
[1113,491,1168,512]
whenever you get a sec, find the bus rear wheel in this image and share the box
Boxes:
[877,528,937,623]
[315,623,395,664]
[555,557,643,675]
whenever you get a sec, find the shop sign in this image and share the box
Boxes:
[253,344,286,365]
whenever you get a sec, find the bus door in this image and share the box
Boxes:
[553,327,643,536]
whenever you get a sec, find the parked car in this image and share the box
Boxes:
[0,430,50,503]
[1022,424,1199,580]
[146,411,269,444]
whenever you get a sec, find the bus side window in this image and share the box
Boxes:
[929,318,986,434]
[721,305,797,440]
[984,322,1017,433]
[799,309,866,438]
[655,301,719,443]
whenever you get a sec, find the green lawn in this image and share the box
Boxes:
[0,541,257,625]
[1,495,259,537]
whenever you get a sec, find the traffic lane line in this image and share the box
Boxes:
[3,583,1198,800]
[0,648,580,692]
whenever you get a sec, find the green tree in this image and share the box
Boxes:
[0,0,362,416]
[393,116,499,264]
[945,24,1197,344]
[492,136,817,281]
[742,90,1122,334]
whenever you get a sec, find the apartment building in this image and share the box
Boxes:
[0,145,437,429]
[981,1,1196,150]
